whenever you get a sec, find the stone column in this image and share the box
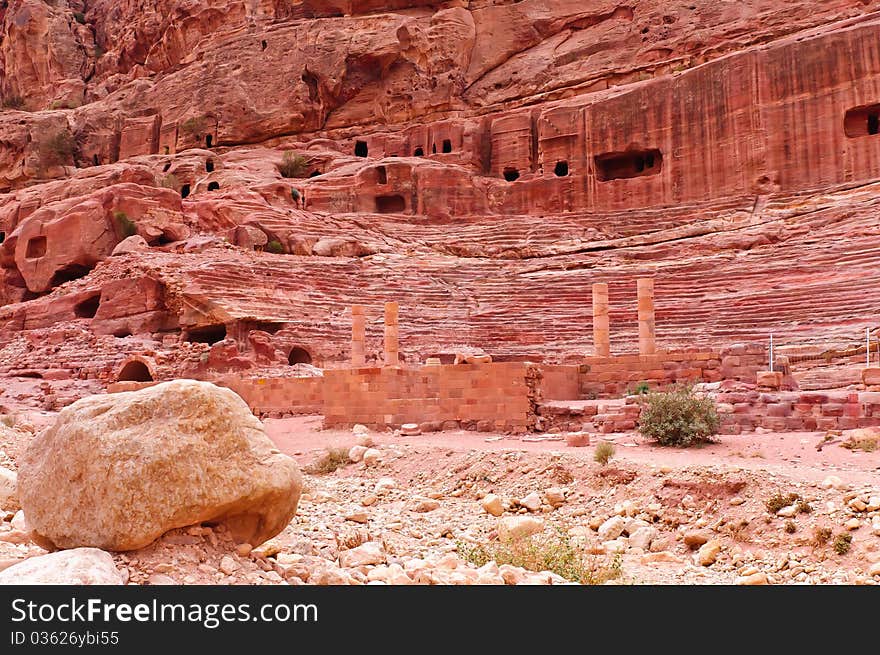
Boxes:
[351,304,365,367]
[592,283,610,357]
[384,301,399,366]
[637,277,656,355]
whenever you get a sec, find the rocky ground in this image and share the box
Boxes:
[2,412,879,585]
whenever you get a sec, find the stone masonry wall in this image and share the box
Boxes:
[322,362,540,433]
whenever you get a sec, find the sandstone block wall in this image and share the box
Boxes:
[322,362,540,433]
[717,390,880,434]
[540,346,767,400]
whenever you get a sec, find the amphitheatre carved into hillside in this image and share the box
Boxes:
[0,1,879,587]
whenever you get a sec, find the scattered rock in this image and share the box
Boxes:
[628,526,659,551]
[821,475,845,490]
[0,548,125,585]
[683,530,710,549]
[219,555,239,575]
[412,498,440,513]
[698,540,722,566]
[736,572,769,585]
[640,551,682,564]
[481,494,504,516]
[519,492,542,512]
[338,541,386,568]
[362,448,382,467]
[543,488,566,508]
[400,423,421,436]
[845,518,861,531]
[0,466,18,511]
[497,516,544,541]
[777,504,799,518]
[348,445,368,463]
[597,516,626,541]
[345,511,369,524]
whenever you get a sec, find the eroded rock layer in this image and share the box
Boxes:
[1,1,879,384]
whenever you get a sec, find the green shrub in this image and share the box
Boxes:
[1,94,25,110]
[291,187,301,201]
[113,210,137,238]
[594,441,615,466]
[278,151,309,178]
[457,528,621,585]
[37,130,76,169]
[833,532,852,555]
[784,521,796,534]
[180,116,205,138]
[73,11,86,24]
[159,173,180,190]
[812,526,832,546]
[266,240,285,254]
[637,385,719,447]
[766,492,800,514]
[629,380,650,395]
[308,447,350,474]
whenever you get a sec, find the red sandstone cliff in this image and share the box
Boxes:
[1,0,880,380]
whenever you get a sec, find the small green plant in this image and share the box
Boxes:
[266,240,285,254]
[159,173,180,190]
[796,498,813,514]
[278,151,309,178]
[629,380,650,395]
[291,187,301,202]
[308,447,350,474]
[1,94,25,110]
[456,528,621,585]
[812,526,832,546]
[112,210,137,238]
[37,130,76,170]
[594,441,615,466]
[842,435,878,452]
[833,532,852,555]
[765,492,800,514]
[73,11,86,24]
[784,521,797,534]
[637,385,719,447]
[180,116,206,138]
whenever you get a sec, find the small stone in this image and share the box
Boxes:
[683,530,710,549]
[412,498,440,513]
[628,527,659,551]
[362,448,381,467]
[597,516,626,541]
[698,540,722,566]
[355,434,375,447]
[848,498,868,512]
[821,475,845,490]
[640,551,681,564]
[361,494,378,507]
[543,488,566,508]
[777,504,799,518]
[729,496,746,506]
[497,516,544,541]
[868,561,880,577]
[219,555,239,575]
[0,467,18,511]
[348,445,368,463]
[736,572,769,585]
[338,541,386,568]
[481,494,504,516]
[148,573,177,585]
[346,512,369,524]
[845,518,861,531]
[236,543,253,557]
[374,477,396,493]
[519,492,542,512]
[400,423,421,436]
[352,424,369,436]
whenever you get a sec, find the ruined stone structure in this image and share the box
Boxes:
[1,1,879,422]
